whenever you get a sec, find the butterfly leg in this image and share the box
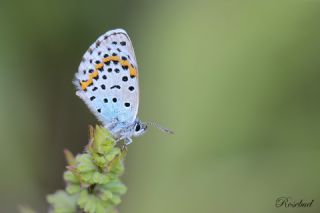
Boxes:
[124,137,132,145]
[115,136,125,143]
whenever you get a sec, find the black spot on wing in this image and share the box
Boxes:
[110,85,121,89]
[96,40,101,47]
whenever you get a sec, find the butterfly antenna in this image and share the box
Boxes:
[145,122,174,134]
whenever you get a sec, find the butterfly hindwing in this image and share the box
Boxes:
[74,29,139,128]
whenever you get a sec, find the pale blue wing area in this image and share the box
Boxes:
[74,29,140,130]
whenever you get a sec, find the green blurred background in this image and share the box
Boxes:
[1,0,320,212]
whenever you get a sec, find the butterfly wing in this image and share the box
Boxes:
[74,29,139,128]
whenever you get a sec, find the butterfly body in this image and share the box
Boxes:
[74,29,147,144]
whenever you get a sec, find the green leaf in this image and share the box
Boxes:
[109,162,125,176]
[63,171,80,184]
[92,153,107,168]
[64,149,76,166]
[78,190,112,213]
[100,181,127,195]
[99,190,113,202]
[92,171,110,184]
[80,171,94,183]
[66,184,81,194]
[75,154,96,172]
[47,190,78,213]
[92,126,115,155]
[105,148,121,162]
[109,195,121,205]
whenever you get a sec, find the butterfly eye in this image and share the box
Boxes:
[135,124,141,132]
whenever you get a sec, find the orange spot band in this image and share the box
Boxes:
[95,63,104,69]
[81,70,98,90]
[120,60,137,77]
[103,56,120,62]
[80,56,137,91]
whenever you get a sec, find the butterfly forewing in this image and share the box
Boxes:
[74,29,139,128]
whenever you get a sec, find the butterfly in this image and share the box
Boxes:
[73,29,172,144]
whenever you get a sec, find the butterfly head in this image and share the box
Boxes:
[133,120,148,137]
[118,119,172,145]
[132,120,173,137]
